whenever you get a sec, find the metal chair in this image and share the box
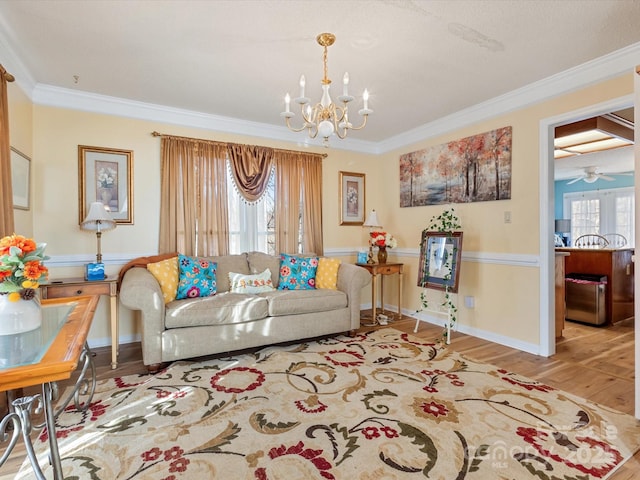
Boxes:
[601,233,627,248]
[574,234,610,248]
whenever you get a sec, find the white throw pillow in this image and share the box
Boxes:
[229,268,275,294]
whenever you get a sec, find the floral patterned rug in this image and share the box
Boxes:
[19,328,640,479]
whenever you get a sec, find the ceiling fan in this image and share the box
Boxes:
[566,166,633,185]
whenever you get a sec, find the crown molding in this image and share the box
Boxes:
[8,36,640,155]
[376,41,640,154]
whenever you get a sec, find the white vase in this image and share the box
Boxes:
[0,294,43,335]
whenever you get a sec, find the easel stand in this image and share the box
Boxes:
[414,305,453,344]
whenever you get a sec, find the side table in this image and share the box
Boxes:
[356,262,403,326]
[40,277,120,369]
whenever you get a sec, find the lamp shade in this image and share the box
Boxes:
[555,219,571,233]
[81,202,117,232]
[363,209,381,228]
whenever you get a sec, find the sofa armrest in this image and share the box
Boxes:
[336,262,371,330]
[119,267,166,366]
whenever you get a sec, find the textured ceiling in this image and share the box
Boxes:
[0,0,638,176]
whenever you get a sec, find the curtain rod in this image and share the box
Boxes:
[151,131,327,158]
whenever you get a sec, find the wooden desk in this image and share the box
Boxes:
[1,296,99,479]
[41,277,120,368]
[357,263,403,326]
[556,247,634,325]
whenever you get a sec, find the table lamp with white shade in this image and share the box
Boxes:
[363,209,382,264]
[81,202,116,280]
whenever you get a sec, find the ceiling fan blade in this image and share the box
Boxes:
[599,174,615,181]
[566,176,583,185]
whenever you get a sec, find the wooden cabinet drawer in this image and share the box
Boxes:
[42,283,110,299]
[379,265,400,275]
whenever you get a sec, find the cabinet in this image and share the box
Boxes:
[555,248,634,325]
[555,252,569,337]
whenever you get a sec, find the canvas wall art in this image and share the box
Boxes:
[400,126,512,207]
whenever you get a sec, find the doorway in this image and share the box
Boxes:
[540,93,636,416]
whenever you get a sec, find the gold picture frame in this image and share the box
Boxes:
[78,145,134,224]
[339,171,365,225]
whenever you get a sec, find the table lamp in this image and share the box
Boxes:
[81,202,116,280]
[363,209,382,264]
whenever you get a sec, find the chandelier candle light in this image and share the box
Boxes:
[281,33,372,146]
[81,202,116,280]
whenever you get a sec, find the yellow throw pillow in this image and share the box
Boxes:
[147,256,179,303]
[315,257,341,290]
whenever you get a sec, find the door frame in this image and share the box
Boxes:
[540,93,636,414]
[539,95,634,376]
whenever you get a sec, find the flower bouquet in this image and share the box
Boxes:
[370,231,398,249]
[0,234,49,301]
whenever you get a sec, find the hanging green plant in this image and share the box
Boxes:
[415,207,462,344]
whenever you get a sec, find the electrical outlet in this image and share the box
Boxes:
[504,211,512,223]
[464,296,475,308]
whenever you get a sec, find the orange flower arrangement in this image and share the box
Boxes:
[0,234,49,301]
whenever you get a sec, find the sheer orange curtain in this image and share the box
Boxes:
[159,137,229,256]
[0,65,15,237]
[275,151,323,255]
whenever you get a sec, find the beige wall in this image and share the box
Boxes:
[7,72,633,351]
[380,73,633,348]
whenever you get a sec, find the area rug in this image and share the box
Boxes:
[19,328,640,479]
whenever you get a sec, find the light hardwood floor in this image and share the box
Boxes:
[2,313,638,479]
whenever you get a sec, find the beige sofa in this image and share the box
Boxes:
[119,251,370,369]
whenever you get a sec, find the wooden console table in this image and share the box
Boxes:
[40,277,120,368]
[357,262,403,326]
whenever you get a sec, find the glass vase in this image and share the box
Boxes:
[0,294,42,336]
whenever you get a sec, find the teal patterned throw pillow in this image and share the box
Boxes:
[176,254,217,300]
[277,253,319,290]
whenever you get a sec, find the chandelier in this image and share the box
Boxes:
[281,33,372,146]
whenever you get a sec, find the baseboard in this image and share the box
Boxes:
[88,333,141,350]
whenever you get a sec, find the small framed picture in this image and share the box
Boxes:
[339,171,365,225]
[78,145,134,224]
[10,147,30,210]
[417,231,463,292]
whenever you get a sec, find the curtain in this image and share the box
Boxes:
[0,65,14,237]
[227,144,274,202]
[159,137,229,256]
[274,151,323,255]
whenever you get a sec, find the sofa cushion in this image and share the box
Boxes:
[315,257,341,290]
[229,269,275,294]
[146,256,179,303]
[277,253,319,290]
[247,251,281,288]
[165,292,269,328]
[261,289,347,316]
[210,253,250,293]
[176,255,217,300]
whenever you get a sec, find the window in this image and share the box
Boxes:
[227,166,275,254]
[563,187,634,247]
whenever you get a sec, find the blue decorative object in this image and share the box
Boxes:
[357,251,368,264]
[85,262,105,281]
